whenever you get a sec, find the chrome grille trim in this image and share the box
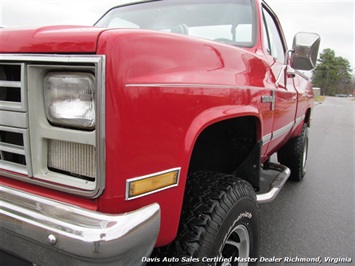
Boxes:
[0,55,106,198]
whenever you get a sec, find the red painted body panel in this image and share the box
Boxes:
[0,26,105,53]
[0,0,314,247]
[95,29,275,245]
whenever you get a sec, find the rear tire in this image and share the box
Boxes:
[278,123,309,181]
[153,171,259,265]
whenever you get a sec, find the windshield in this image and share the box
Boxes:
[95,0,256,47]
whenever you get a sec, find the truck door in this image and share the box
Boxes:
[262,6,297,156]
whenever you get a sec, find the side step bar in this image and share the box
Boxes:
[256,163,291,204]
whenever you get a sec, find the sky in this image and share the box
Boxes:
[1,0,354,72]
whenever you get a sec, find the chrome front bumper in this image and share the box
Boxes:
[0,185,160,266]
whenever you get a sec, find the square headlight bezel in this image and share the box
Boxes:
[44,72,96,130]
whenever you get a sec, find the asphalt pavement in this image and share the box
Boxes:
[259,97,354,265]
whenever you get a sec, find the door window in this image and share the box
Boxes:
[263,8,285,63]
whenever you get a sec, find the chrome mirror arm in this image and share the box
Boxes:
[284,49,296,78]
[284,49,295,65]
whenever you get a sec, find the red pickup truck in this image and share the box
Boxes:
[0,0,320,265]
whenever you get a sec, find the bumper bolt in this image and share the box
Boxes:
[48,234,57,245]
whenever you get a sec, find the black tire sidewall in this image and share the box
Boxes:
[210,197,259,261]
[152,173,260,265]
[278,123,309,181]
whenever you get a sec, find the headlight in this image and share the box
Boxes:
[44,72,95,129]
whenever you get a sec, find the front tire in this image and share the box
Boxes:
[278,123,309,181]
[154,172,259,265]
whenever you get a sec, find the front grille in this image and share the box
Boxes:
[0,64,24,109]
[0,55,105,198]
[0,63,30,175]
[0,130,26,166]
[0,129,28,175]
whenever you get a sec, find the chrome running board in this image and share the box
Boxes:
[257,163,291,204]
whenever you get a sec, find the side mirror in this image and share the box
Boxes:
[290,32,320,71]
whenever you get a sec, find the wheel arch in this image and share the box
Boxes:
[154,106,262,246]
[184,105,262,183]
[305,107,312,126]
[293,107,312,138]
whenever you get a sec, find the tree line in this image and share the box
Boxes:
[311,48,353,96]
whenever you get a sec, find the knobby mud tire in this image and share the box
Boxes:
[152,171,259,266]
[278,123,309,181]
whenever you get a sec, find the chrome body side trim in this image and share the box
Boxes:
[125,83,270,94]
[295,114,305,127]
[0,185,160,266]
[125,83,245,89]
[262,133,272,145]
[272,121,294,140]
[262,115,305,146]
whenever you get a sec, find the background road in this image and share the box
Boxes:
[259,97,354,264]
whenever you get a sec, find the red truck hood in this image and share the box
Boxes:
[0,25,107,53]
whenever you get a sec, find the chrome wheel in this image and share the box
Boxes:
[219,224,250,266]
